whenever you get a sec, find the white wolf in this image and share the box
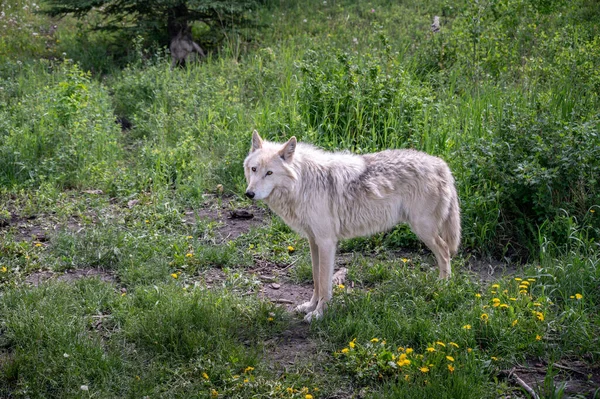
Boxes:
[244,131,460,321]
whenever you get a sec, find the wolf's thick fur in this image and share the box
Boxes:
[244,131,460,321]
[169,30,206,69]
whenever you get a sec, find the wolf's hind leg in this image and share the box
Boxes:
[410,217,451,279]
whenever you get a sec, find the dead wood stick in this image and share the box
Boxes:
[552,362,588,377]
[509,368,540,399]
[271,298,294,304]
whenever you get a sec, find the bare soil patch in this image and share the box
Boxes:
[25,268,116,287]
[501,358,600,398]
[185,197,269,242]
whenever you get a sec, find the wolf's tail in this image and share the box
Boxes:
[441,187,461,256]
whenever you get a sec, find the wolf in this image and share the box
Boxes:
[169,29,206,69]
[244,131,460,321]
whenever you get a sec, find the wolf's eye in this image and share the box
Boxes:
[251,167,257,172]
[266,171,273,176]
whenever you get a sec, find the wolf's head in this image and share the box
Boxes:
[243,130,297,200]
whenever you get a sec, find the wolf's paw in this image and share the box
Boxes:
[295,301,317,314]
[303,308,323,323]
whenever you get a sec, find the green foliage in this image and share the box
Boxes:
[0,61,121,189]
[42,0,260,55]
[462,110,600,258]
[297,46,432,152]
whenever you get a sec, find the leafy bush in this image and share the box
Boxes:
[296,46,432,152]
[0,61,121,189]
[461,109,600,258]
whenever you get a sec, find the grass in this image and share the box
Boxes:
[1,0,600,397]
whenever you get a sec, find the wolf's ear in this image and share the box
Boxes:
[251,130,263,152]
[279,136,297,162]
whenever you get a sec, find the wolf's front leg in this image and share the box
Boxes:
[295,236,320,314]
[304,238,336,322]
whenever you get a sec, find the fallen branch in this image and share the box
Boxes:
[271,298,294,304]
[505,368,540,399]
[552,362,588,377]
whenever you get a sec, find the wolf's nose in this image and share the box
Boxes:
[245,191,255,199]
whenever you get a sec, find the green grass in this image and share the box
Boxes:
[1,0,600,397]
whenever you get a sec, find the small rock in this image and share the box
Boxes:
[271,283,281,289]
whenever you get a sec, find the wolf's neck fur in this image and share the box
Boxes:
[263,144,366,235]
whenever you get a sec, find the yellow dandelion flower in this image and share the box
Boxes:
[509,297,517,301]
[35,243,42,247]
[341,348,349,354]
[519,285,528,290]
[286,387,294,394]
[534,311,544,321]
[515,278,522,281]
[512,319,518,326]
[520,290,528,294]
[533,302,541,306]
[503,289,509,294]
[287,246,295,252]
[186,236,193,239]
[210,389,218,398]
[397,358,411,367]
[491,284,500,289]
[448,364,455,372]
[480,313,489,321]
[436,341,446,347]
[170,273,178,279]
[267,317,274,322]
[570,295,575,299]
[244,379,249,383]
[463,324,472,330]
[349,339,356,348]
[420,366,430,373]
[401,258,409,263]
[527,278,536,282]
[370,338,379,343]
[521,281,530,286]
[306,395,313,399]
[493,302,500,307]
[404,374,410,381]
[491,356,498,361]
[406,348,413,354]
[427,347,435,352]
[449,342,459,348]
[337,284,345,289]
[1,266,7,273]
[244,366,254,373]
[467,348,473,353]
[446,356,455,362]
[202,372,209,380]
[185,253,193,258]
[500,304,509,309]
[475,293,482,298]
[575,293,583,300]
